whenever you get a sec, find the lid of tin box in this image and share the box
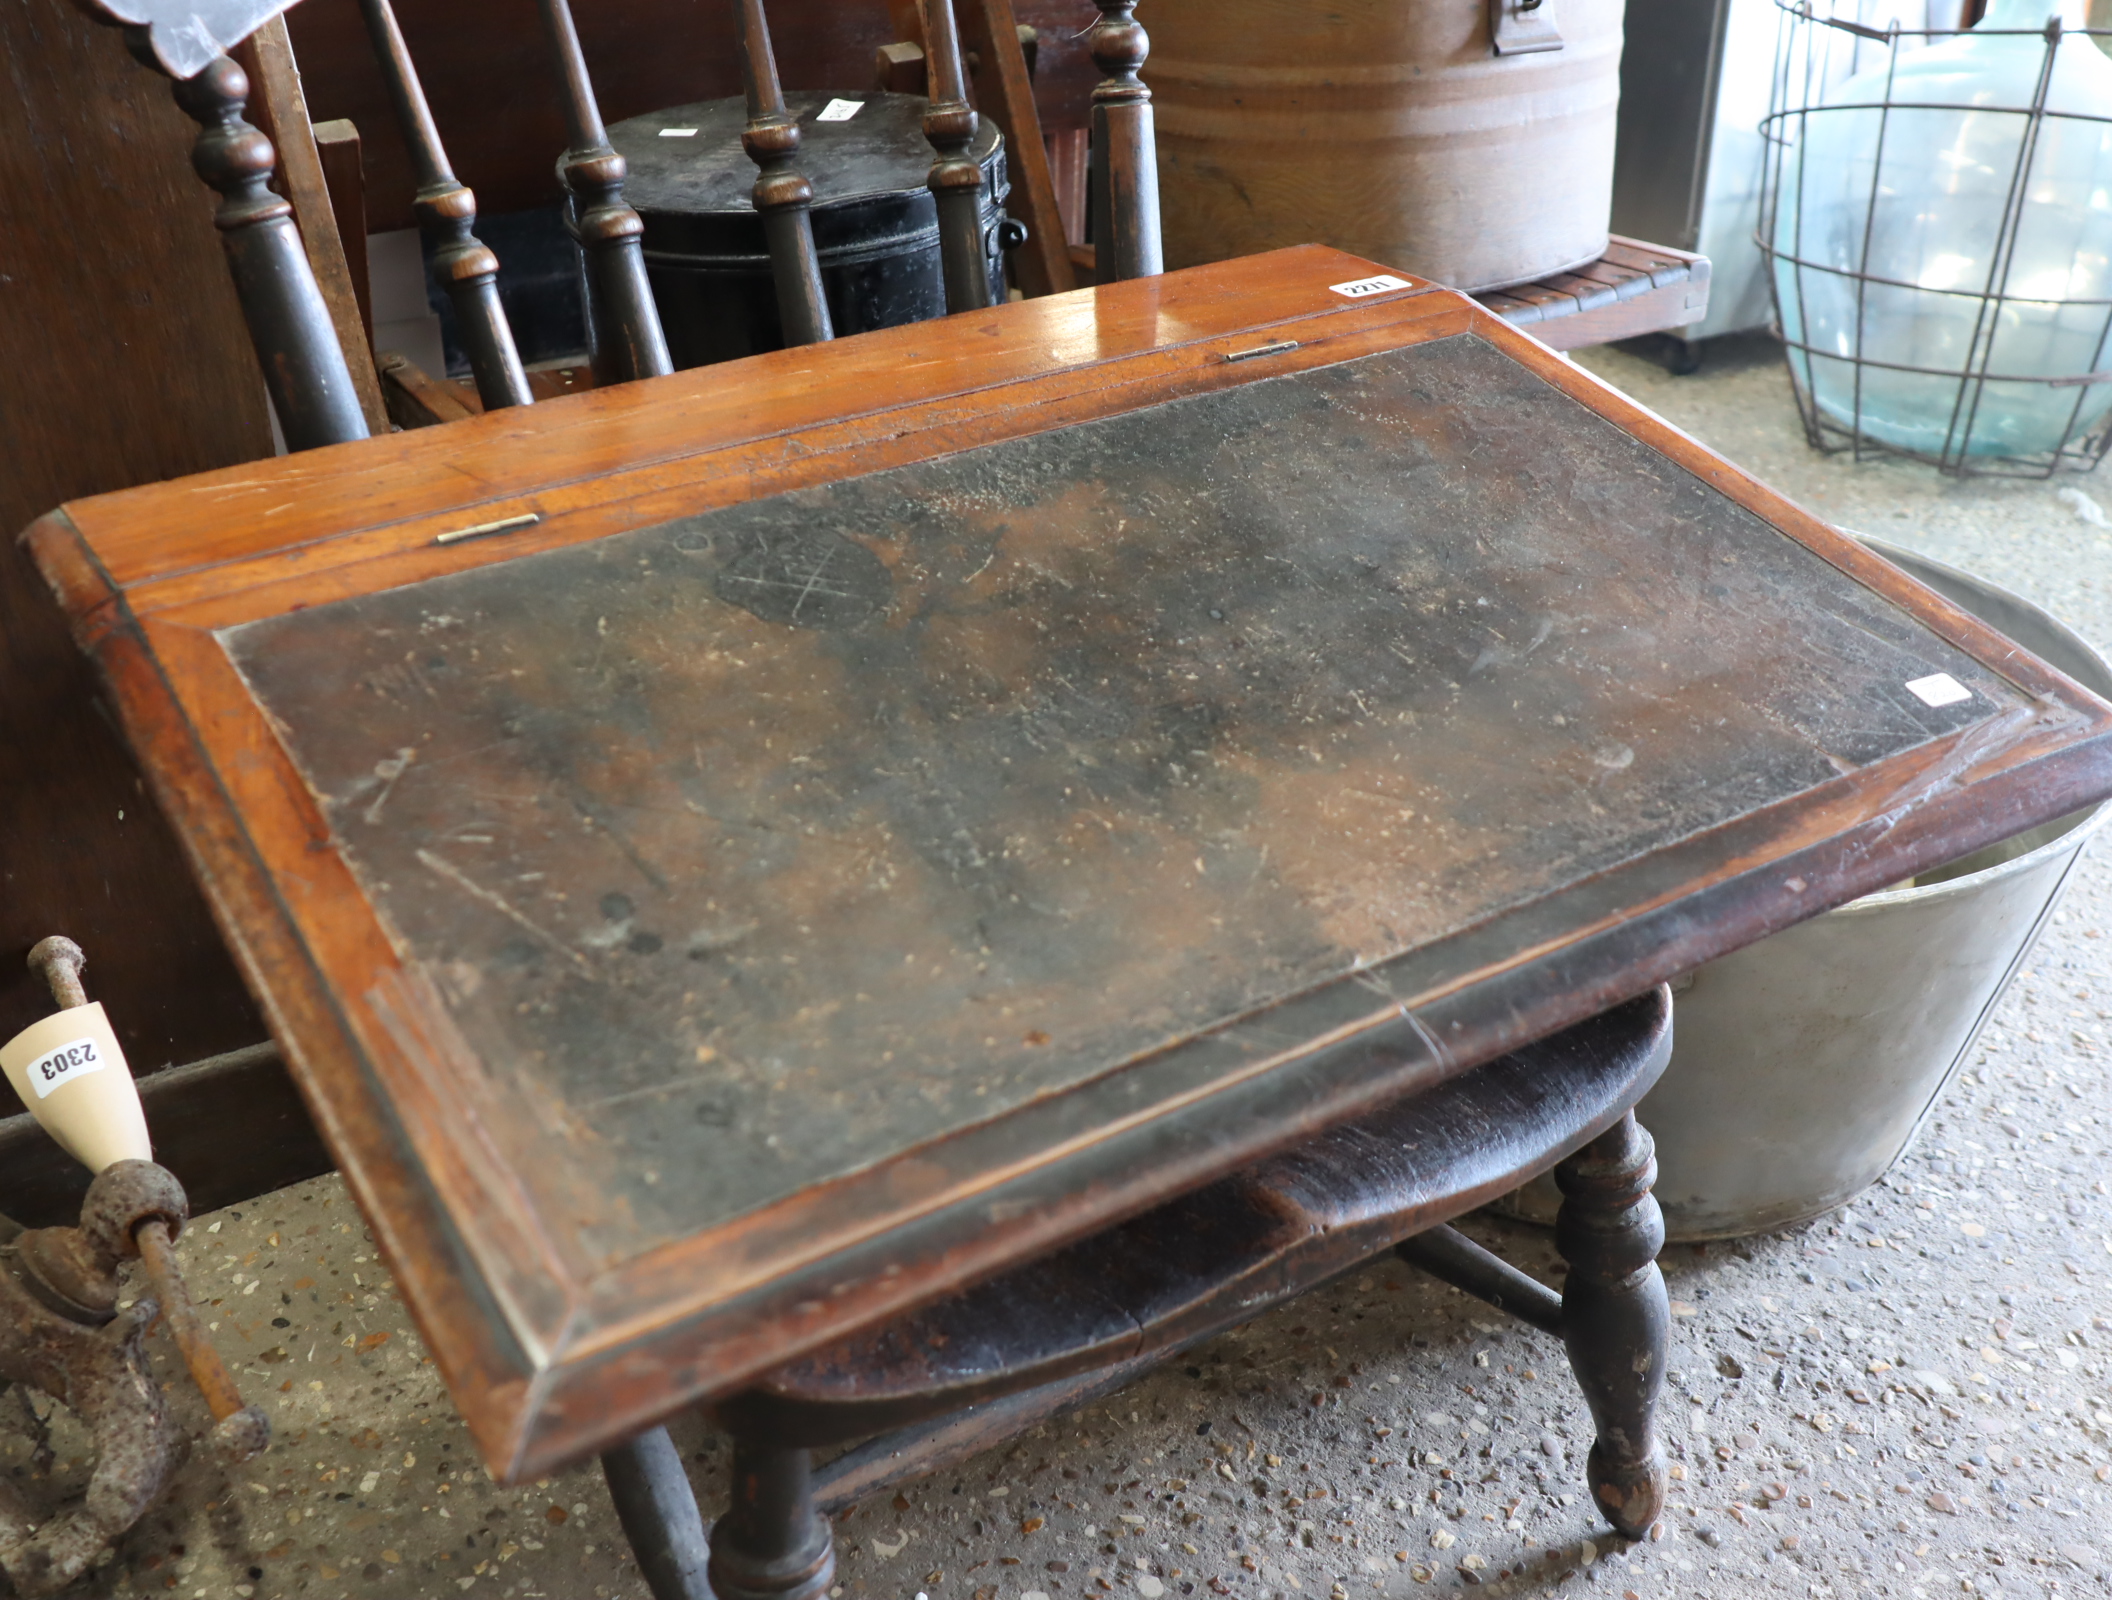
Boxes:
[604,91,1004,264]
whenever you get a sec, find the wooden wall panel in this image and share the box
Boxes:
[0,0,274,1105]
[286,0,1103,235]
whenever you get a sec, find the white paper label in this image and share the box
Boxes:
[20,1034,108,1099]
[816,99,866,122]
[1905,672,1972,708]
[659,127,699,138]
[1329,274,1412,299]
[0,1002,146,1170]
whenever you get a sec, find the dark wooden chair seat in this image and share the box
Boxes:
[608,992,1676,1600]
[726,988,1669,1445]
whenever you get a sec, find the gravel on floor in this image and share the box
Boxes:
[8,332,2109,1600]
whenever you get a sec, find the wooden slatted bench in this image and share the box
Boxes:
[1474,235,1709,352]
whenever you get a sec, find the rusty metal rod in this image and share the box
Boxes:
[134,1218,268,1459]
[27,935,88,1011]
[135,1221,237,1417]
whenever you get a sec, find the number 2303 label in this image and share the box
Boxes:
[23,1035,106,1099]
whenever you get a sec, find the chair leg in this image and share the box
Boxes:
[601,1426,713,1600]
[709,1434,836,1600]
[1553,1111,1669,1540]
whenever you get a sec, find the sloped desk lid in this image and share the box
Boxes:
[30,247,2112,1476]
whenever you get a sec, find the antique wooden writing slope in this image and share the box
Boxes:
[26,247,2112,1479]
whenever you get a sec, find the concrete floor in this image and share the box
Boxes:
[15,333,2112,1600]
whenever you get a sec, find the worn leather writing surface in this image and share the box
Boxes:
[225,334,2012,1257]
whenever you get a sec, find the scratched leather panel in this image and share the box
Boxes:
[224,334,2015,1258]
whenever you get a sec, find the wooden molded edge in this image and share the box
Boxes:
[62,247,1437,600]
[141,616,592,1408]
[20,510,123,651]
[19,517,549,1475]
[114,291,1472,632]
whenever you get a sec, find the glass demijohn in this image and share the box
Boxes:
[1769,0,2112,462]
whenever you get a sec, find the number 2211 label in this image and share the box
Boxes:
[1329,274,1413,299]
[22,1035,107,1098]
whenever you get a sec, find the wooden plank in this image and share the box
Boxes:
[0,1042,332,1228]
[380,354,596,427]
[1496,279,1582,314]
[1476,236,1712,350]
[0,0,274,1093]
[1476,290,1545,326]
[378,352,475,427]
[1605,232,1707,288]
[1047,127,1088,249]
[1525,277,1711,352]
[233,18,391,434]
[313,119,373,351]
[1599,240,1690,290]
[959,0,1075,297]
[1567,257,1657,301]
[1538,271,1623,315]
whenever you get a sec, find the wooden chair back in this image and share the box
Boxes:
[351,0,672,400]
[351,0,984,383]
[734,0,1174,337]
[724,0,1003,348]
[70,0,1165,447]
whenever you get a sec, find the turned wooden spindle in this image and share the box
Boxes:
[354,0,531,411]
[145,43,370,449]
[708,1437,835,1600]
[603,1428,713,1600]
[1086,0,1163,284]
[919,0,997,313]
[730,0,835,348]
[1553,1112,1670,1538]
[536,0,673,382]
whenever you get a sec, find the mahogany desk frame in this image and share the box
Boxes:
[26,246,2112,1481]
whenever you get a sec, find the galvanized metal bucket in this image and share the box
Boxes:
[1500,537,2112,1240]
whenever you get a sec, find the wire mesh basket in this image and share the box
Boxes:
[1757,1,2112,476]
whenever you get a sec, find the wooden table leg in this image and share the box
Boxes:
[709,1436,835,1600]
[1554,1112,1670,1539]
[601,1427,712,1600]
